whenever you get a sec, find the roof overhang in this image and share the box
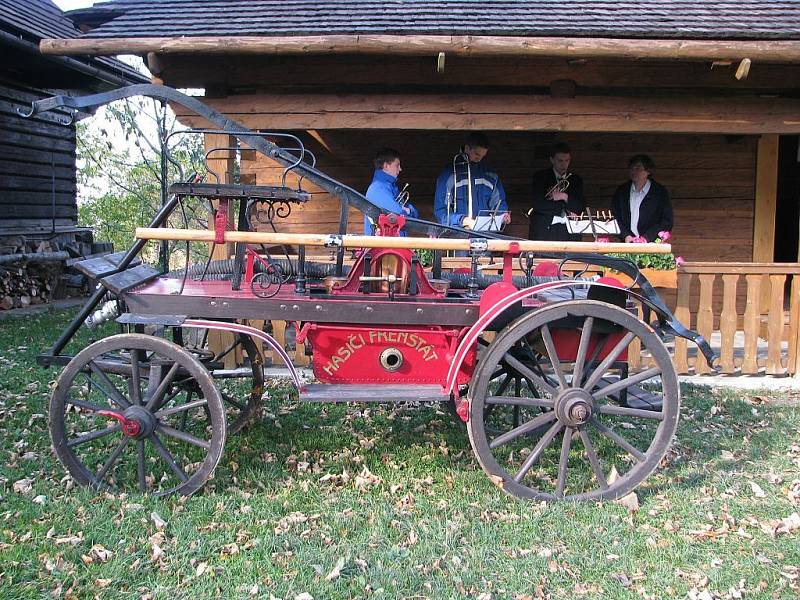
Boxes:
[39,34,800,63]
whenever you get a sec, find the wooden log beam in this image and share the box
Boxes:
[172,93,800,134]
[135,227,671,254]
[40,35,800,63]
[150,54,800,92]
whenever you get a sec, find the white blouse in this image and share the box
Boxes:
[629,180,651,237]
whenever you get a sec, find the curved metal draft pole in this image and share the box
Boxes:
[17,84,506,241]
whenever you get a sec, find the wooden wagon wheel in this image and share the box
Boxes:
[173,327,263,434]
[50,333,226,497]
[481,341,553,438]
[467,300,680,501]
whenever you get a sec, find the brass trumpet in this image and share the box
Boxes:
[394,183,410,206]
[546,172,572,199]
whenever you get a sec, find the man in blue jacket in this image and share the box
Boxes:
[433,133,510,230]
[364,147,418,235]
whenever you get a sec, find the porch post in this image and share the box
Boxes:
[753,134,779,311]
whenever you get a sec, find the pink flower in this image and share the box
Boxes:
[675,256,685,266]
[658,230,672,242]
[632,236,648,244]
[596,236,610,243]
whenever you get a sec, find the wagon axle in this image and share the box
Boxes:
[554,389,594,427]
[97,407,155,439]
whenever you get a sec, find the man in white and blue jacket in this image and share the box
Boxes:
[364,147,418,235]
[433,133,510,230]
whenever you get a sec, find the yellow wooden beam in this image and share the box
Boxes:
[135,227,672,254]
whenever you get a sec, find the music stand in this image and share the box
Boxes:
[472,210,506,232]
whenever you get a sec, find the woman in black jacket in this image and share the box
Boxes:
[611,154,673,242]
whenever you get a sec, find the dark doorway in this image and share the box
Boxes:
[775,135,800,263]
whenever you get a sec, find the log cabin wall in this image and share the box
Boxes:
[0,81,78,232]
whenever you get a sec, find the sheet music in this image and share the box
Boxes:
[473,214,506,231]
[565,218,620,235]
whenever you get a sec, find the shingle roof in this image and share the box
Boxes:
[76,0,800,40]
[0,0,146,84]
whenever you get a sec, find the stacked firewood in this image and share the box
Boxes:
[0,261,62,310]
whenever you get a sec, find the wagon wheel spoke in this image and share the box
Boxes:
[578,427,608,489]
[137,440,147,493]
[554,427,574,498]
[149,433,189,482]
[222,393,246,411]
[571,317,594,388]
[95,437,130,484]
[539,324,567,389]
[67,425,121,448]
[582,332,636,392]
[513,421,564,483]
[129,349,142,405]
[489,411,557,449]
[145,362,181,412]
[86,363,130,410]
[155,398,209,418]
[503,352,558,398]
[213,339,239,363]
[590,418,646,462]
[65,398,107,413]
[591,366,662,402]
[156,424,211,451]
[489,365,507,381]
[595,404,664,421]
[494,373,513,396]
[486,396,554,409]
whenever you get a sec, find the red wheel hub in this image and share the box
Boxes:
[98,409,145,437]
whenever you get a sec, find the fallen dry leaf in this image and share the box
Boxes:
[151,543,165,562]
[12,478,33,495]
[324,556,346,581]
[749,482,767,498]
[150,512,167,530]
[616,492,640,513]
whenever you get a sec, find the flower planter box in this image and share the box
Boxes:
[608,268,678,289]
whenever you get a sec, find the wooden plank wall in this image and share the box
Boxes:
[239,130,757,316]
[0,81,77,232]
[241,129,755,248]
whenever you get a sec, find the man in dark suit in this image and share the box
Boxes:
[528,143,586,241]
[611,154,673,242]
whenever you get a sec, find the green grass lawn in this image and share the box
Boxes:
[0,308,799,599]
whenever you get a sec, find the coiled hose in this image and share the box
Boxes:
[164,259,581,291]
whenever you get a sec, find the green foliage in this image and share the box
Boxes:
[415,248,435,267]
[76,99,209,265]
[606,251,677,270]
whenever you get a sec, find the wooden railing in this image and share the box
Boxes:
[672,263,800,377]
